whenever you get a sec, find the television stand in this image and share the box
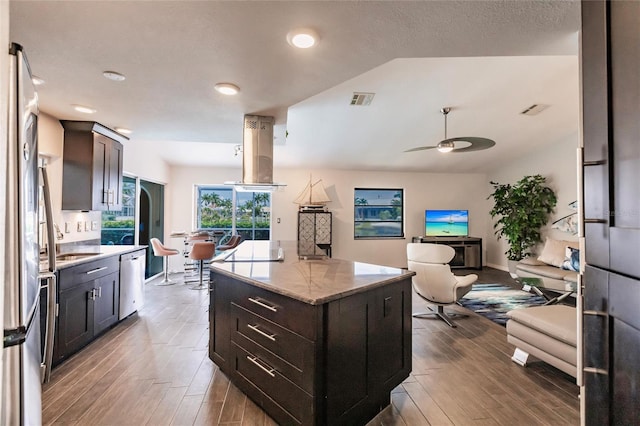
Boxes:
[411,236,482,270]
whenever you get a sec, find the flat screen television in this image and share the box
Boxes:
[425,209,469,237]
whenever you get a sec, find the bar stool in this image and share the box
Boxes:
[217,234,242,251]
[150,238,180,286]
[189,242,216,290]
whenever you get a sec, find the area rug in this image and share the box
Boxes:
[458,283,547,326]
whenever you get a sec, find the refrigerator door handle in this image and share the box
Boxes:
[40,166,56,272]
[38,271,57,383]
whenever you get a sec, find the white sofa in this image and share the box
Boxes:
[515,237,579,289]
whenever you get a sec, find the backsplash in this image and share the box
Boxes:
[56,211,102,243]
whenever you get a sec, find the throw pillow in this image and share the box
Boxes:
[561,247,580,272]
[538,237,574,267]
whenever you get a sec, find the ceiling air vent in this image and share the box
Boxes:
[520,104,549,116]
[350,92,375,106]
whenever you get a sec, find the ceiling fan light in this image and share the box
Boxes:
[437,141,454,153]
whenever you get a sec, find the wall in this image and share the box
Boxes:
[1,0,9,388]
[168,165,490,269]
[485,132,579,270]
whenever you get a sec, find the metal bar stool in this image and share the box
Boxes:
[189,242,216,290]
[150,238,180,285]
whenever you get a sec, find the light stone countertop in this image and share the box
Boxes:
[45,245,147,271]
[210,240,415,305]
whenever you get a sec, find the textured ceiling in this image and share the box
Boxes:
[9,0,581,172]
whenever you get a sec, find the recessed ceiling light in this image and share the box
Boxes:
[72,105,97,114]
[286,28,319,49]
[115,127,132,135]
[214,83,240,95]
[32,76,45,86]
[103,71,126,82]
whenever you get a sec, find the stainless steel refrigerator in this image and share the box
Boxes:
[2,42,56,425]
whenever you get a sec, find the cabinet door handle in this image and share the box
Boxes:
[86,266,108,275]
[584,310,607,317]
[247,324,276,341]
[248,297,278,312]
[88,289,96,301]
[246,356,276,377]
[103,189,108,204]
[96,286,102,298]
[583,367,608,375]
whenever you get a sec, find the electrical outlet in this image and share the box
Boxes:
[84,221,90,231]
[77,221,83,232]
[65,222,71,233]
[91,221,98,231]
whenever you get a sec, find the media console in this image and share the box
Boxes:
[411,236,482,270]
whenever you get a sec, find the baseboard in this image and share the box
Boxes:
[486,262,509,272]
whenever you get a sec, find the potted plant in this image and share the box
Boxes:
[488,174,557,275]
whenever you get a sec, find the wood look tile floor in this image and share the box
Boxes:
[43,268,580,425]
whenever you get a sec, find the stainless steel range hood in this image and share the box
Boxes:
[226,115,285,192]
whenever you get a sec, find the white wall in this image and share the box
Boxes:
[1,0,9,390]
[485,132,579,270]
[169,165,491,269]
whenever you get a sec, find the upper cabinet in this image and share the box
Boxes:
[60,121,127,211]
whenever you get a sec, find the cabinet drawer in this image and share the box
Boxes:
[232,343,314,425]
[59,256,119,291]
[231,281,319,340]
[232,304,315,394]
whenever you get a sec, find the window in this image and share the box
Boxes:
[101,176,136,245]
[196,186,271,240]
[354,188,404,239]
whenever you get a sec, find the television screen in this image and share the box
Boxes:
[425,210,469,236]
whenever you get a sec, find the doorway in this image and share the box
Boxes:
[139,180,165,279]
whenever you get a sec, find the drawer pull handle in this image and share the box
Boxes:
[86,266,108,275]
[584,367,608,375]
[584,310,607,317]
[584,219,607,224]
[248,297,277,312]
[247,356,275,377]
[247,324,276,341]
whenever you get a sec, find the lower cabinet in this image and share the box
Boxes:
[54,256,120,365]
[210,271,412,425]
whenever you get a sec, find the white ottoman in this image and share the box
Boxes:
[506,304,577,377]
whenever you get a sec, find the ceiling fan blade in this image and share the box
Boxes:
[445,137,496,153]
[404,145,437,153]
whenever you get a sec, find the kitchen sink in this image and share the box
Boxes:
[55,253,100,261]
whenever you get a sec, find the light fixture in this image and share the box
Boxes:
[115,127,132,135]
[32,75,45,86]
[404,107,496,154]
[103,71,126,82]
[214,83,240,95]
[437,140,455,153]
[72,105,97,114]
[286,28,319,49]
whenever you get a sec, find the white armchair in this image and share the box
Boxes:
[407,243,478,327]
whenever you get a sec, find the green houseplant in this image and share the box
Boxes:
[488,174,557,262]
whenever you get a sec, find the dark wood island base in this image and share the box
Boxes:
[209,241,414,425]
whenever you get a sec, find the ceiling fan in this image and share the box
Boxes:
[404,107,496,153]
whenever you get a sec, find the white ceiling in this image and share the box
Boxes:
[9,0,581,173]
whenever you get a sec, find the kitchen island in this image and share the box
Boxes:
[209,241,414,425]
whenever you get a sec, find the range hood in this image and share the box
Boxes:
[226,115,286,192]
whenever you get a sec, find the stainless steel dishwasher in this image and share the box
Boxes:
[119,249,146,319]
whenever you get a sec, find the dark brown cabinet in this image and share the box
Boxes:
[61,121,127,211]
[581,1,640,423]
[54,256,120,365]
[210,270,411,425]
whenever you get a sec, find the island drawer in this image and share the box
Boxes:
[231,304,315,394]
[231,281,319,341]
[232,342,314,425]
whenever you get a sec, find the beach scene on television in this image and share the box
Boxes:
[425,210,469,236]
